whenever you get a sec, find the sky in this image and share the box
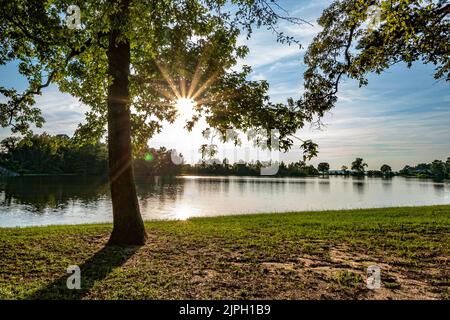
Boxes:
[1,0,449,170]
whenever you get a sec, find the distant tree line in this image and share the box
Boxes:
[134,147,181,177]
[182,159,319,177]
[0,134,181,177]
[0,134,449,180]
[399,160,450,180]
[0,133,107,175]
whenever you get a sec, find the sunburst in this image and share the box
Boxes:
[154,57,219,118]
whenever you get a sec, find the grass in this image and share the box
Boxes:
[0,205,449,300]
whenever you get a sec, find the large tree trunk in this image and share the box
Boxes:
[106,0,147,246]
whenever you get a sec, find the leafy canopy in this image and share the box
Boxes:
[301,0,449,118]
[0,0,319,159]
[351,157,368,172]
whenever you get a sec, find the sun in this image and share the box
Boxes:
[175,97,197,119]
[175,97,196,109]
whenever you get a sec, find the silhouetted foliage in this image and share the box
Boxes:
[367,170,383,177]
[380,164,393,177]
[400,159,449,179]
[351,158,368,175]
[318,162,330,175]
[1,134,448,180]
[431,160,447,180]
[0,133,107,175]
[182,160,319,177]
[134,147,181,177]
[302,0,449,117]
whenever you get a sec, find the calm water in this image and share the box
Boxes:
[0,175,449,227]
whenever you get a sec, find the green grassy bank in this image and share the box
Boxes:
[0,205,449,300]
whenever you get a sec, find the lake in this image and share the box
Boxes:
[0,175,449,227]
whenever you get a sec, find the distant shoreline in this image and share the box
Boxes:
[1,172,448,181]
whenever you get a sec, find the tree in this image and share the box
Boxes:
[380,164,392,176]
[317,162,330,175]
[446,157,450,175]
[1,1,319,245]
[0,133,108,175]
[431,160,446,179]
[341,165,349,175]
[300,0,449,120]
[400,165,412,175]
[351,157,367,174]
[0,137,20,155]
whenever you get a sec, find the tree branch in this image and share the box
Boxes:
[329,24,356,97]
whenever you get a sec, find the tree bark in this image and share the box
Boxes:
[106,0,147,246]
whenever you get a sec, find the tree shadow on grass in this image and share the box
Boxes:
[26,245,139,300]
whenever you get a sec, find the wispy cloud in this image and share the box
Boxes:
[0,86,88,140]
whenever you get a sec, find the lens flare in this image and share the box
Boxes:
[144,153,154,162]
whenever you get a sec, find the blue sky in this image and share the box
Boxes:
[1,0,449,170]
